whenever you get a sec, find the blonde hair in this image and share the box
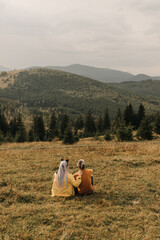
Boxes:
[57,160,69,187]
[77,159,85,170]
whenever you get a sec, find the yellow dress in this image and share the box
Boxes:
[51,172,81,197]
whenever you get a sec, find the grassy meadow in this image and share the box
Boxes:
[0,139,160,240]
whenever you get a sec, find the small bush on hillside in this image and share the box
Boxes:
[104,130,112,141]
[73,134,79,143]
[63,127,78,144]
[137,118,153,140]
[116,122,133,141]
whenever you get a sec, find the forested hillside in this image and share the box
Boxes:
[110,79,160,98]
[0,68,160,117]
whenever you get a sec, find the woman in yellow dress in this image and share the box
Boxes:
[51,159,82,197]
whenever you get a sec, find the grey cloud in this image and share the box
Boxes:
[134,0,160,13]
[0,0,160,75]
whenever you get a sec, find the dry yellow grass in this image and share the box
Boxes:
[0,139,160,240]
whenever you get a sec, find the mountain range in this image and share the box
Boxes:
[47,64,160,83]
[1,64,160,83]
[0,68,160,118]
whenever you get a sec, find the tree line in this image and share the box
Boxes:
[0,103,160,144]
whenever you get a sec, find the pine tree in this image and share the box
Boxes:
[33,115,45,141]
[63,127,75,144]
[115,108,122,122]
[48,111,58,140]
[27,128,34,142]
[15,127,27,142]
[137,117,153,140]
[136,103,145,128]
[97,115,103,134]
[112,108,122,132]
[154,112,160,135]
[103,108,110,131]
[0,111,8,136]
[60,114,69,139]
[15,114,27,142]
[9,118,17,138]
[84,111,96,136]
[124,103,135,126]
[75,115,84,130]
[16,114,23,130]
[116,121,133,141]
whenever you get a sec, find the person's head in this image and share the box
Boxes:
[57,159,69,187]
[60,158,69,168]
[77,159,85,170]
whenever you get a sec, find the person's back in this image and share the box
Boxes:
[74,159,93,195]
[51,159,81,197]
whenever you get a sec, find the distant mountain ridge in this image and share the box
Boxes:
[47,64,133,83]
[46,64,160,83]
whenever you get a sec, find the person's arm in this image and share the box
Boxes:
[53,173,57,182]
[88,169,93,185]
[68,173,81,187]
[73,173,79,179]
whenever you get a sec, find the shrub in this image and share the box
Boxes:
[116,122,133,141]
[63,127,76,144]
[137,118,153,140]
[104,130,112,141]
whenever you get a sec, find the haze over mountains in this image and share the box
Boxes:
[0,65,12,72]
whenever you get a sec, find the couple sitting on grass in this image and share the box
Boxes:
[51,159,93,197]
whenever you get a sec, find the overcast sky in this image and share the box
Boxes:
[1,0,160,75]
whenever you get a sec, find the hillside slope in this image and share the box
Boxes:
[0,68,160,116]
[111,79,160,98]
